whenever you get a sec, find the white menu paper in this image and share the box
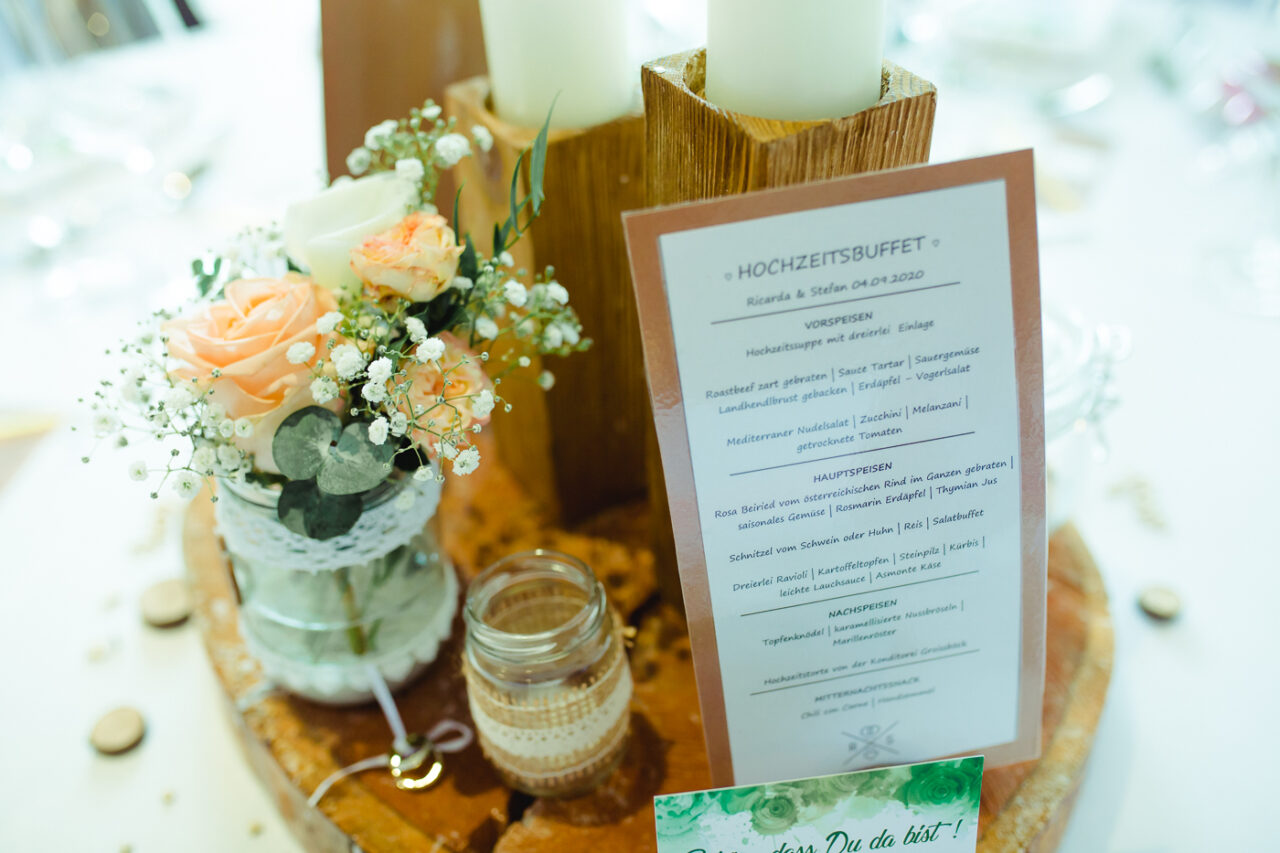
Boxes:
[626,153,1045,787]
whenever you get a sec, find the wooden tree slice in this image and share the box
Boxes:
[185,453,1110,853]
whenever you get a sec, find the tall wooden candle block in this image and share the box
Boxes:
[445,77,648,521]
[641,48,938,610]
[643,49,937,205]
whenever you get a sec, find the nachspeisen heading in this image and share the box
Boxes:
[738,236,929,280]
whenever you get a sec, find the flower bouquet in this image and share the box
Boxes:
[88,102,587,702]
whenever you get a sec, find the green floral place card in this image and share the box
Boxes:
[654,756,982,853]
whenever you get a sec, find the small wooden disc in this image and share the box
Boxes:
[141,578,193,628]
[91,707,146,755]
[1139,585,1181,621]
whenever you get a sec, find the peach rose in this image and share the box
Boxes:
[165,275,340,472]
[397,333,494,456]
[350,211,464,303]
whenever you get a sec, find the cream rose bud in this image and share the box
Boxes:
[350,212,464,303]
[283,173,417,295]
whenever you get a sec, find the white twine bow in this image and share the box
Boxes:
[300,665,472,808]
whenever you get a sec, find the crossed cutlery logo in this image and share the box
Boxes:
[842,722,898,765]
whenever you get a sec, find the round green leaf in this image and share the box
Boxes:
[317,422,396,495]
[272,407,342,481]
[277,480,363,540]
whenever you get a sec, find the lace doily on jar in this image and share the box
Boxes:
[242,564,458,705]
[215,477,442,573]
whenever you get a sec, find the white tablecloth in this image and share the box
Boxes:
[1,2,1276,851]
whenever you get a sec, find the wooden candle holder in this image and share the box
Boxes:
[641,49,938,607]
[643,49,938,204]
[445,77,649,521]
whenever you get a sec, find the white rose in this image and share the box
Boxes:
[283,173,417,296]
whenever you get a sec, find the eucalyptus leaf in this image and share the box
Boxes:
[317,422,396,495]
[529,95,557,215]
[277,480,363,540]
[458,234,478,283]
[507,148,524,244]
[273,407,342,481]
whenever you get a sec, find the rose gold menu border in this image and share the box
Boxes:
[623,151,1046,786]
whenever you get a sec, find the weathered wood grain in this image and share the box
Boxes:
[445,77,649,522]
[642,49,937,207]
[187,449,1109,852]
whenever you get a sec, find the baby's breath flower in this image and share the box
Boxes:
[172,470,202,500]
[120,368,145,403]
[434,133,470,167]
[191,446,217,475]
[311,376,339,404]
[216,445,243,473]
[395,158,426,184]
[93,412,120,436]
[472,389,495,419]
[286,342,316,365]
[538,370,556,391]
[233,418,254,438]
[405,317,428,343]
[558,323,580,346]
[317,311,344,335]
[346,147,372,175]
[362,381,389,404]
[518,355,531,368]
[389,411,409,436]
[451,276,474,292]
[331,344,366,380]
[544,325,564,348]
[498,251,515,268]
[475,316,499,341]
[503,280,528,308]
[128,460,148,482]
[452,446,481,476]
[164,386,196,411]
[367,417,390,446]
[434,440,460,461]
[218,419,235,439]
[471,124,494,152]
[546,282,570,305]
[364,119,398,150]
[422,103,443,120]
[416,337,446,362]
[413,466,434,482]
[367,357,394,384]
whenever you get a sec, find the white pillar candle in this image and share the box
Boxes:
[478,0,636,129]
[705,0,886,121]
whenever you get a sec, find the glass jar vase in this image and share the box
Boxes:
[463,550,632,797]
[215,474,457,705]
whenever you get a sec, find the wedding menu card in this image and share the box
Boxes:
[625,152,1046,786]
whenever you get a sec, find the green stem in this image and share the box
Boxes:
[335,567,368,656]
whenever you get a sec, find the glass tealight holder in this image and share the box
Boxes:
[463,549,632,797]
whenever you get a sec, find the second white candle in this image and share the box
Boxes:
[478,0,635,130]
[705,0,886,121]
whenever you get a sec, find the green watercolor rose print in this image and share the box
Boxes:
[749,785,806,835]
[654,792,714,838]
[897,758,983,821]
